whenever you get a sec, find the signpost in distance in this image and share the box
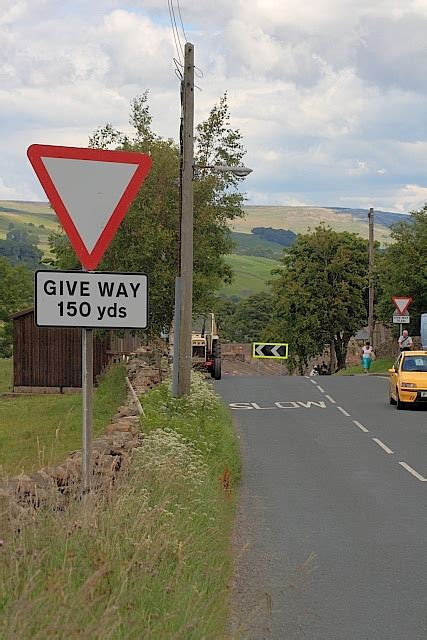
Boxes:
[392,297,413,341]
[392,296,412,316]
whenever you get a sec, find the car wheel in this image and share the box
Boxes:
[396,393,406,410]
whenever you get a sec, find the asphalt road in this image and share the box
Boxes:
[215,375,427,639]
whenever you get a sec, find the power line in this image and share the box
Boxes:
[176,0,188,43]
[167,0,184,63]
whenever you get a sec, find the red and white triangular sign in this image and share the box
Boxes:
[392,296,412,315]
[27,144,152,270]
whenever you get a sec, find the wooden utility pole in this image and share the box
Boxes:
[368,207,375,346]
[177,43,195,396]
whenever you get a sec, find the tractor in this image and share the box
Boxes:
[191,313,222,380]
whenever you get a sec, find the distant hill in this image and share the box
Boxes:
[0,200,56,256]
[328,207,409,229]
[232,206,409,245]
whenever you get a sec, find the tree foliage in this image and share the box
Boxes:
[377,207,427,333]
[265,226,369,373]
[251,227,296,247]
[49,93,246,335]
[0,228,42,270]
[215,293,274,342]
[0,258,34,357]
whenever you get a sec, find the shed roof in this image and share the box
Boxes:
[10,307,34,320]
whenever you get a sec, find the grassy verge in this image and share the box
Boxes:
[0,372,240,639]
[0,358,12,393]
[336,357,394,375]
[0,363,127,476]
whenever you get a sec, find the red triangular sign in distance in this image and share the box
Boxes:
[392,296,412,315]
[27,144,152,270]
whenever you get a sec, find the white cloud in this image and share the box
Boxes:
[0,176,37,200]
[340,184,427,213]
[1,0,427,211]
[393,185,427,213]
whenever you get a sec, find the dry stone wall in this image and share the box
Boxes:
[0,356,163,527]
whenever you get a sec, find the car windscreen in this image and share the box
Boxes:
[401,356,427,372]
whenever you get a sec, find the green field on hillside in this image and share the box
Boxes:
[233,206,392,245]
[0,200,57,256]
[220,254,279,297]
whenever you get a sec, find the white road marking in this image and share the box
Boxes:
[317,385,325,393]
[325,395,336,404]
[310,380,318,385]
[337,406,351,417]
[398,462,427,482]
[372,438,394,454]
[228,401,328,410]
[353,420,369,433]
[296,401,326,409]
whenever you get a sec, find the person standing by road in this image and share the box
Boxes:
[361,341,375,373]
[398,329,413,352]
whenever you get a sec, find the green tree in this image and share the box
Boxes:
[216,292,274,342]
[0,228,42,270]
[213,297,237,341]
[49,93,246,335]
[266,226,369,373]
[377,207,427,333]
[0,258,34,357]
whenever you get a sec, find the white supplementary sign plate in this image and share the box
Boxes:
[35,270,148,329]
[393,315,410,323]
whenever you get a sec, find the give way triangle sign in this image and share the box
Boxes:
[392,296,412,315]
[27,144,152,270]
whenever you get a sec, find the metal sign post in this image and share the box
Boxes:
[82,326,93,492]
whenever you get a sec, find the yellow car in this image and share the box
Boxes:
[389,351,427,409]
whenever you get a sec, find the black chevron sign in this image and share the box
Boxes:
[252,342,288,359]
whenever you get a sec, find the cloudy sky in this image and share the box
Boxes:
[1,0,427,212]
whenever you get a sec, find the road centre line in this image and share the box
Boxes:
[310,380,318,385]
[337,406,351,417]
[372,438,394,454]
[325,394,336,404]
[317,385,325,393]
[353,420,369,433]
[398,462,427,482]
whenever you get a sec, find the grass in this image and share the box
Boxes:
[0,373,240,639]
[220,254,279,297]
[336,357,394,375]
[0,363,127,477]
[0,358,12,393]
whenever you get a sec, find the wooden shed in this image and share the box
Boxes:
[11,308,110,393]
